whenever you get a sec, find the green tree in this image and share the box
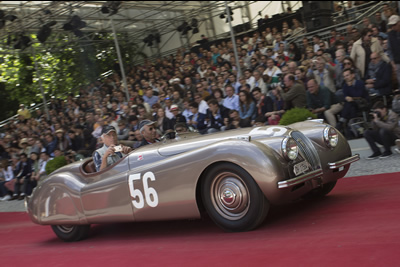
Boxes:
[0,32,147,121]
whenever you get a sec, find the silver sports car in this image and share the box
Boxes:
[26,121,359,242]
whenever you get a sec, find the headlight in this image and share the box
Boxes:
[323,126,338,148]
[282,137,299,161]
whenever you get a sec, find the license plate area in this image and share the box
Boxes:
[293,161,310,176]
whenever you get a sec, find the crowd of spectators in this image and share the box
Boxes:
[1,1,400,201]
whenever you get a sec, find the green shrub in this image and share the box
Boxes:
[279,108,317,125]
[45,156,68,175]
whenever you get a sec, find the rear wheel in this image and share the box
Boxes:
[202,163,269,232]
[51,224,91,242]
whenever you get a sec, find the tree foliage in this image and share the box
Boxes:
[0,32,147,121]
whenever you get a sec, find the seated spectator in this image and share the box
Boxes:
[225,109,251,130]
[306,79,343,127]
[143,88,159,108]
[10,153,32,200]
[188,102,207,134]
[336,68,370,132]
[205,99,230,134]
[169,104,187,129]
[155,108,173,135]
[117,120,130,140]
[365,52,392,96]
[238,90,256,125]
[223,85,240,112]
[252,87,274,123]
[0,159,14,201]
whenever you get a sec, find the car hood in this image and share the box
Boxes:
[158,126,292,157]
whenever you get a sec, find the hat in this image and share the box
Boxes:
[388,15,400,26]
[170,104,179,111]
[101,125,116,135]
[19,138,28,148]
[139,120,155,132]
[55,129,64,134]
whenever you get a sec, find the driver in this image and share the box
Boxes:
[93,126,133,171]
[137,120,160,147]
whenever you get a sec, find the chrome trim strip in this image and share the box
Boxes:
[328,154,360,170]
[278,169,323,189]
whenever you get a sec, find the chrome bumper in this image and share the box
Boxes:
[278,168,323,189]
[328,154,360,170]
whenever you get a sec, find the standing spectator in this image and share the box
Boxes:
[387,15,400,87]
[364,101,400,159]
[307,56,336,93]
[277,74,307,109]
[350,28,389,79]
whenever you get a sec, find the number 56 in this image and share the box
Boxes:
[128,172,159,209]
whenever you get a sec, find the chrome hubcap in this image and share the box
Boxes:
[211,172,250,220]
[57,225,74,234]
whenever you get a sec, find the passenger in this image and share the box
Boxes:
[93,126,133,172]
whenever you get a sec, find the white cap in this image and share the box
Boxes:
[388,15,400,26]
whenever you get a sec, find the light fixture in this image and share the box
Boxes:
[220,7,233,23]
[63,15,87,37]
[191,18,199,34]
[37,21,57,43]
[101,1,122,16]
[13,34,32,50]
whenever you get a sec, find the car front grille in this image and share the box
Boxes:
[291,131,321,170]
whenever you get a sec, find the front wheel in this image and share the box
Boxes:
[202,163,269,232]
[51,224,91,242]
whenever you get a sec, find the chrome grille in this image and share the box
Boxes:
[291,131,321,170]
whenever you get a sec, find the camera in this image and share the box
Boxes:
[370,110,381,118]
[114,145,122,152]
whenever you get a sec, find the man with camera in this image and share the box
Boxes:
[277,73,307,109]
[364,101,400,159]
[93,125,133,171]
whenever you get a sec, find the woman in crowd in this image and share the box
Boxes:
[238,90,256,125]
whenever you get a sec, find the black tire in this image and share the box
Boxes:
[303,181,337,199]
[51,224,91,242]
[202,163,269,232]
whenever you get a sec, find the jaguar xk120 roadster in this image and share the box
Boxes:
[27,121,359,241]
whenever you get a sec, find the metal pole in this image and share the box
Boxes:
[225,1,242,80]
[31,46,50,121]
[110,17,130,101]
